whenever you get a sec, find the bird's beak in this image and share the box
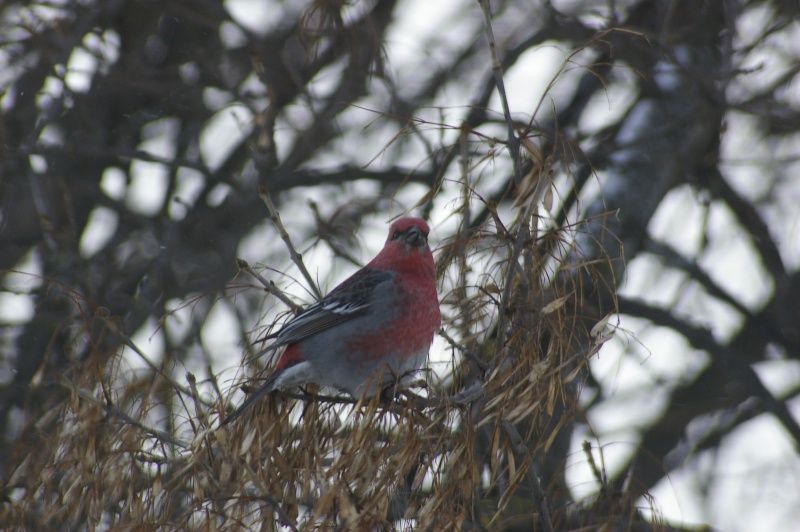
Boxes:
[404,226,427,249]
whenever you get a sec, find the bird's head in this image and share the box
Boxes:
[369,216,435,278]
[387,217,430,251]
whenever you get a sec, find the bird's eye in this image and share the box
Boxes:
[393,230,402,239]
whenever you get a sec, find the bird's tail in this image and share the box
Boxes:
[220,372,281,426]
[246,342,280,363]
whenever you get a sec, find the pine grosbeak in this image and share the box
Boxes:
[223,217,440,424]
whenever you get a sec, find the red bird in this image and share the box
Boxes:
[223,217,440,424]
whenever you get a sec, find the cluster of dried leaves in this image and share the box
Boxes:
[1,203,634,530]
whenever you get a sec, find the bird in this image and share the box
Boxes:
[222,217,440,425]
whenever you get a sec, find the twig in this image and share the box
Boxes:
[257,185,323,300]
[492,198,538,356]
[186,372,206,424]
[477,0,523,186]
[439,329,489,373]
[236,258,303,313]
[502,421,554,532]
[57,374,190,449]
[477,0,540,356]
[100,315,216,408]
[445,380,486,405]
[308,200,365,268]
[582,440,608,490]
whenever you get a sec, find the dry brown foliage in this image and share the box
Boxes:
[1,199,633,530]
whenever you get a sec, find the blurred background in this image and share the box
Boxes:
[1,0,799,529]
